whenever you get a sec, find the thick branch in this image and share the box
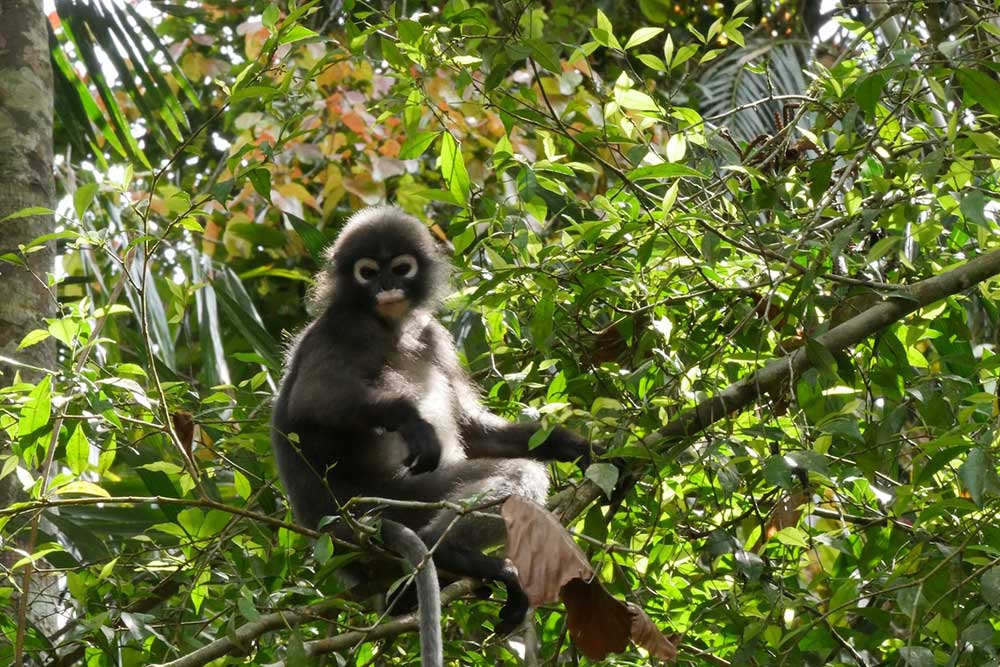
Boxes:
[150,598,342,667]
[552,247,1000,517]
[653,248,1000,444]
[299,581,478,660]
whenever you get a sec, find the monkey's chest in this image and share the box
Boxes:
[368,363,465,475]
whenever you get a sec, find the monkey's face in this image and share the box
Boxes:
[328,208,445,322]
[351,253,423,322]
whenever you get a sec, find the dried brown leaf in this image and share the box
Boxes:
[503,496,676,662]
[561,578,631,660]
[501,496,593,607]
[627,602,678,660]
[171,410,195,457]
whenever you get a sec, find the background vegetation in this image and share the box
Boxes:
[2,0,1000,665]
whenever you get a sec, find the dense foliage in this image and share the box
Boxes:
[3,1,1000,665]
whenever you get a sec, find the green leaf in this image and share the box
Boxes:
[247,168,272,201]
[73,183,99,220]
[528,425,553,451]
[636,54,667,71]
[238,596,261,621]
[898,647,934,667]
[190,569,210,613]
[228,222,286,248]
[399,131,440,159]
[624,27,663,50]
[671,43,699,69]
[233,470,251,500]
[98,556,119,580]
[530,293,555,350]
[856,73,887,118]
[215,267,283,371]
[959,447,988,506]
[65,424,90,475]
[47,318,81,347]
[279,24,320,45]
[439,133,470,203]
[314,534,333,565]
[1,206,54,222]
[665,133,686,162]
[585,462,619,498]
[177,507,230,539]
[18,329,50,350]
[262,4,279,30]
[12,543,65,570]
[805,338,838,377]
[957,69,1000,116]
[772,527,809,549]
[52,481,110,498]
[981,566,1000,607]
[97,433,117,476]
[595,9,614,38]
[546,372,567,401]
[18,376,52,438]
[141,461,185,475]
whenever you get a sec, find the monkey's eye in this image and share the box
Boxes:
[390,254,418,279]
[353,258,380,284]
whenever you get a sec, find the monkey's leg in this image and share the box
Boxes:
[405,459,548,634]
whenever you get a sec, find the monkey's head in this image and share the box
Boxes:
[321,207,448,323]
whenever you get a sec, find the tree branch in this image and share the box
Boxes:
[552,247,1000,516]
[653,247,1000,444]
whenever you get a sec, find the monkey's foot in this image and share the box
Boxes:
[494,588,530,635]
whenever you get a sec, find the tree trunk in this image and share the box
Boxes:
[0,0,58,658]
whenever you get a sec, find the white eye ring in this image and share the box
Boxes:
[353,258,379,284]
[389,254,418,279]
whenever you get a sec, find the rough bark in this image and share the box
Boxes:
[0,0,58,655]
[0,3,56,375]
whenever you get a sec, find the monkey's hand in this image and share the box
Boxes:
[399,418,442,474]
[539,427,593,468]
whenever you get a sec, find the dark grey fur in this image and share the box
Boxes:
[271,206,590,636]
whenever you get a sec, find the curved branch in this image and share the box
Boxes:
[149,599,342,667]
[298,581,479,661]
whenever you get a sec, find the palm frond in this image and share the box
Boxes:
[698,39,810,142]
[51,0,200,166]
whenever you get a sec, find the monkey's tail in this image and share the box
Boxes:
[380,520,443,667]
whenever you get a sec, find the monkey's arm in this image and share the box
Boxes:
[426,321,591,464]
[451,379,590,464]
[460,410,591,464]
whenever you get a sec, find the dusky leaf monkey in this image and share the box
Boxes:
[271,207,592,656]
